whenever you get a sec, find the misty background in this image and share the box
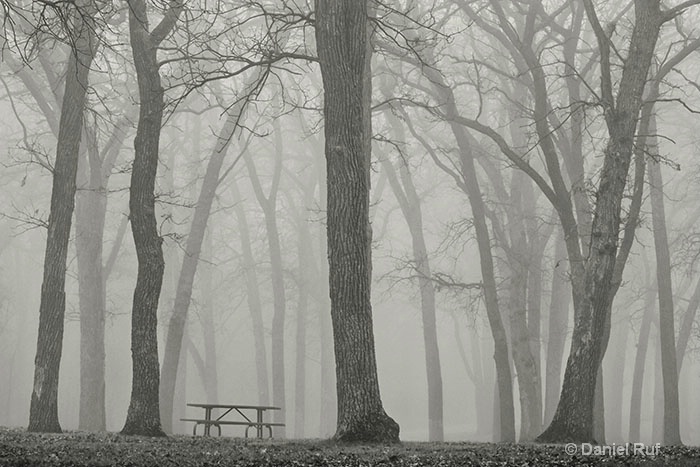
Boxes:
[1,0,700,445]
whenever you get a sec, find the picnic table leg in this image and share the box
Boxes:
[205,408,212,436]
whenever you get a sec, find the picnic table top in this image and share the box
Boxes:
[187,403,281,410]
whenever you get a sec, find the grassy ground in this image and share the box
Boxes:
[2,427,700,466]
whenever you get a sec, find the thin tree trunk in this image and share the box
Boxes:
[29,0,96,433]
[652,335,663,443]
[544,232,571,426]
[605,307,630,443]
[76,120,129,432]
[315,0,399,442]
[404,55,516,442]
[122,0,184,437]
[160,81,256,432]
[380,111,444,442]
[243,118,286,437]
[231,178,270,405]
[629,278,656,442]
[676,278,700,372]
[648,134,682,444]
[294,212,311,438]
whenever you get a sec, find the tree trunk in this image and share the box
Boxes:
[380,111,444,442]
[316,158,336,438]
[506,172,542,442]
[243,118,287,437]
[76,120,128,432]
[230,177,270,405]
[294,210,311,438]
[160,83,254,432]
[538,1,663,443]
[605,306,630,443]
[408,53,516,442]
[544,232,571,426]
[75,163,107,432]
[122,0,183,437]
[315,0,399,442]
[676,278,700,372]
[28,0,96,433]
[629,276,656,442]
[652,336,663,443]
[648,137,682,444]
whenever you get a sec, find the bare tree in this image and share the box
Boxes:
[315,0,399,442]
[28,0,97,433]
[121,0,184,437]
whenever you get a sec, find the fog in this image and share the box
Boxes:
[2,0,700,446]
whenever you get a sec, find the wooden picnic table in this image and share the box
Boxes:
[181,403,283,439]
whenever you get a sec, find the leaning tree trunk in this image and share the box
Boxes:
[28,0,96,433]
[160,84,256,432]
[537,1,663,443]
[122,0,183,437]
[315,0,399,442]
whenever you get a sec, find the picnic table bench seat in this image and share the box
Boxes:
[180,418,285,437]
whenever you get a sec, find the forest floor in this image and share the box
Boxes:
[1,427,700,466]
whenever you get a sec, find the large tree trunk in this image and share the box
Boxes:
[122,0,183,437]
[648,132,682,444]
[28,0,96,433]
[538,1,663,443]
[380,110,444,442]
[315,0,399,442]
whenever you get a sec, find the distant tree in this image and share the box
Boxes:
[243,117,288,437]
[315,0,399,442]
[378,104,444,442]
[121,0,184,437]
[28,0,98,433]
[159,74,264,433]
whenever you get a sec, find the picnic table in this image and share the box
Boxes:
[181,403,284,438]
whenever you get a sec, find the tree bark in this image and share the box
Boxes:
[122,0,184,437]
[28,0,96,433]
[315,0,399,442]
[538,1,663,443]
